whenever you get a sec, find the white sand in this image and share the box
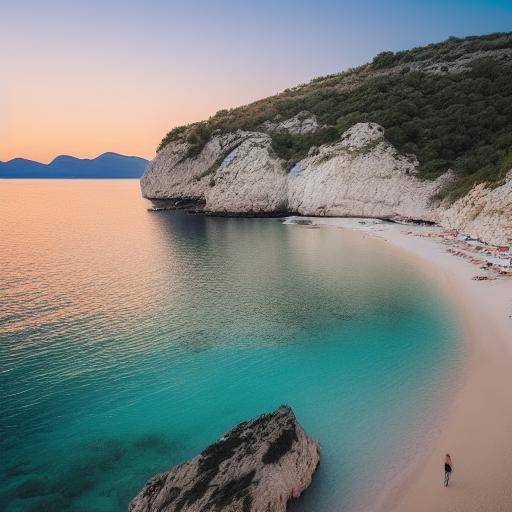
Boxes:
[291,217,512,512]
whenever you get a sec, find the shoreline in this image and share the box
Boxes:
[287,217,512,512]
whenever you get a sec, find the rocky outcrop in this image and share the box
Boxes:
[393,48,512,76]
[141,131,253,200]
[140,122,511,245]
[204,133,288,214]
[262,111,320,135]
[436,173,512,246]
[141,122,443,221]
[129,406,320,512]
[287,123,448,220]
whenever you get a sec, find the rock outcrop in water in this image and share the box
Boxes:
[141,122,445,219]
[129,406,320,512]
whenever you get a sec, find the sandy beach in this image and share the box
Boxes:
[291,217,512,512]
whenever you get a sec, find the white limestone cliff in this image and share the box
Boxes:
[140,121,512,246]
[141,131,252,200]
[436,173,512,246]
[204,132,288,214]
[287,123,448,221]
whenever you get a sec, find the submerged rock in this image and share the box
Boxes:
[129,406,320,512]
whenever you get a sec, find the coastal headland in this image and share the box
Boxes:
[141,33,512,248]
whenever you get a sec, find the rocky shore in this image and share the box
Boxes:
[129,406,320,512]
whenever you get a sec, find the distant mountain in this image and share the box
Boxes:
[0,152,148,178]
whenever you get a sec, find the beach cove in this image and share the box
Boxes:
[292,217,512,511]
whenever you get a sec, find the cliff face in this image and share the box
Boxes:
[129,406,320,512]
[141,135,226,200]
[204,132,289,214]
[286,123,449,220]
[141,122,445,218]
[436,173,512,246]
[142,120,511,245]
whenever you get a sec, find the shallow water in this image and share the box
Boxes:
[0,180,461,512]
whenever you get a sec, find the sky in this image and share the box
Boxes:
[2,0,512,163]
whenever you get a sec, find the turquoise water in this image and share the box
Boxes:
[0,181,461,512]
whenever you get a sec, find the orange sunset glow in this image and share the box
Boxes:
[2,70,281,163]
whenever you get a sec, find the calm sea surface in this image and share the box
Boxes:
[0,180,462,512]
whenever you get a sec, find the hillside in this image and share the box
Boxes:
[141,33,512,246]
[0,153,148,179]
[157,32,512,199]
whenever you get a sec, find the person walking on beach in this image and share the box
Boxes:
[444,453,453,487]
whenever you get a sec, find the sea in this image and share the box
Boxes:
[0,180,462,512]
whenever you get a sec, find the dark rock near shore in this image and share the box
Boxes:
[147,197,206,212]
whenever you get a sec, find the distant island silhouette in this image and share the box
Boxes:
[0,152,148,178]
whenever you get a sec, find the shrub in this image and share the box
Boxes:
[372,51,398,69]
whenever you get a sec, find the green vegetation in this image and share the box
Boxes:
[270,128,338,168]
[157,125,189,152]
[371,32,512,70]
[322,59,512,198]
[158,33,512,199]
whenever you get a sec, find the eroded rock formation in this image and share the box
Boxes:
[436,172,512,246]
[287,123,449,221]
[129,406,320,512]
[261,111,321,135]
[140,121,512,246]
